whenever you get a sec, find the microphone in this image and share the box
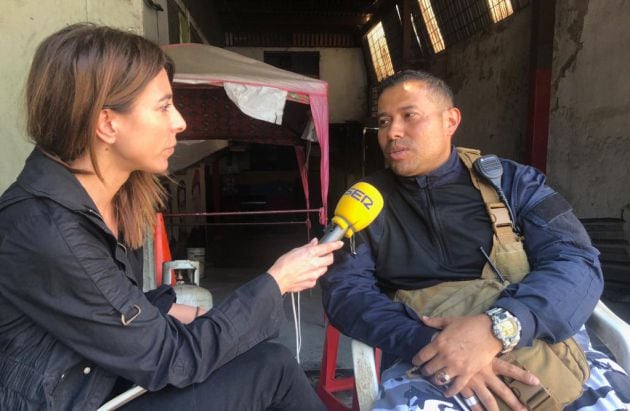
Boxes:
[319,182,384,243]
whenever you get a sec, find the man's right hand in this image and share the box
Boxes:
[414,314,503,394]
[458,357,539,411]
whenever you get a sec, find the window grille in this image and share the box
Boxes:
[367,22,395,82]
[409,0,527,54]
[429,1,490,47]
[487,0,514,23]
[418,0,446,53]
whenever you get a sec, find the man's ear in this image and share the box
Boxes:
[95,109,117,144]
[443,107,461,137]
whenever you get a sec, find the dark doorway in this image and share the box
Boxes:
[264,51,320,78]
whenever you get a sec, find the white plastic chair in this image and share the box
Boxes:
[586,300,630,371]
[351,300,630,411]
[97,385,147,411]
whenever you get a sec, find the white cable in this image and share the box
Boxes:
[290,291,302,363]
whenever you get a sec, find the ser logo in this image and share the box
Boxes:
[344,188,374,210]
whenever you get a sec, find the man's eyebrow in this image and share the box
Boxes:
[398,104,418,111]
[377,105,418,117]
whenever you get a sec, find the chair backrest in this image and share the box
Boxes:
[586,300,630,371]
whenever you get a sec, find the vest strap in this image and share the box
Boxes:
[456,147,520,246]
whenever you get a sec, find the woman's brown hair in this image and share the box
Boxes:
[26,23,173,248]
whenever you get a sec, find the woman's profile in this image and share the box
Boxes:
[0,23,340,410]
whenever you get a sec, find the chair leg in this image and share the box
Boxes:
[351,339,381,411]
[316,323,354,410]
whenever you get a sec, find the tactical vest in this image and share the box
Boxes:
[394,147,589,411]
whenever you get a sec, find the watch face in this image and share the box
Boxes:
[498,318,519,337]
[487,308,521,353]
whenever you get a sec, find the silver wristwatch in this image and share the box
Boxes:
[486,307,521,353]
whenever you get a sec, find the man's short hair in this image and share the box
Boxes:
[377,70,454,107]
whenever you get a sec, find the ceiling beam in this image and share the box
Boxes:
[218,13,372,30]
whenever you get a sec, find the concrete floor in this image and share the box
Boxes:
[200,267,354,373]
[199,267,355,407]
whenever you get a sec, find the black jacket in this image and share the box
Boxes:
[0,149,285,410]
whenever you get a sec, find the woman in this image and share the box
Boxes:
[0,24,342,410]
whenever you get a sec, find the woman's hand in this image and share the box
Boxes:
[267,238,344,294]
[168,303,208,324]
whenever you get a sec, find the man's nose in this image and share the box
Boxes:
[386,118,403,140]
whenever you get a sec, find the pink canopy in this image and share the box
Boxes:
[163,43,329,224]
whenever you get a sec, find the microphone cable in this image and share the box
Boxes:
[285,181,384,364]
[290,291,302,364]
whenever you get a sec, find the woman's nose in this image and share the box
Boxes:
[172,107,187,133]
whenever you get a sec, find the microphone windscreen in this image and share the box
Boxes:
[332,182,384,238]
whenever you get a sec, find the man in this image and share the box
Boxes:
[321,70,629,410]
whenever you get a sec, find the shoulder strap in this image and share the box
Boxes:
[456,147,519,245]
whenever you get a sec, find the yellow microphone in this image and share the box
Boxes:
[320,182,384,243]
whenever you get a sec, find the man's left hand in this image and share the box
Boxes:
[458,357,539,411]
[413,314,503,396]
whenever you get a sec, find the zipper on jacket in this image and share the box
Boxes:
[424,183,448,262]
